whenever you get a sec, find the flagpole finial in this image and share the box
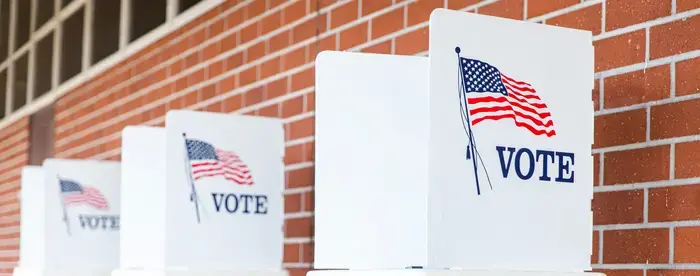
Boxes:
[455,47,461,54]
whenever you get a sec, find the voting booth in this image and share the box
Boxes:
[113,110,287,276]
[312,8,597,276]
[15,159,121,276]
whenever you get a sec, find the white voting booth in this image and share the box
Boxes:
[113,110,286,276]
[15,159,121,276]
[312,8,598,276]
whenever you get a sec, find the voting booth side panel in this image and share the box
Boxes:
[19,166,45,269]
[427,9,594,272]
[42,159,121,270]
[313,51,430,269]
[120,126,167,269]
[164,110,284,270]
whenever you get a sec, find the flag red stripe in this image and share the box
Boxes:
[192,163,250,173]
[470,105,554,127]
[505,85,542,100]
[501,74,533,88]
[468,96,552,120]
[471,113,556,137]
[192,165,251,179]
[63,188,109,209]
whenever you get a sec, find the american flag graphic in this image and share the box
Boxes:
[59,179,109,210]
[185,138,254,185]
[459,57,556,137]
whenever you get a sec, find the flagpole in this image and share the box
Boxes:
[56,174,71,235]
[456,47,481,195]
[182,132,201,224]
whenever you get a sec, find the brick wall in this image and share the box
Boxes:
[0,0,698,275]
[0,118,28,274]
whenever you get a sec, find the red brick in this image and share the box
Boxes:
[288,116,314,140]
[260,57,280,79]
[674,227,700,263]
[593,154,600,186]
[247,41,266,63]
[283,243,300,263]
[339,22,368,50]
[362,0,392,15]
[592,190,644,225]
[223,94,243,112]
[648,270,700,276]
[269,31,291,53]
[395,26,428,55]
[207,19,224,39]
[308,0,335,11]
[651,99,700,139]
[285,193,302,213]
[305,141,315,162]
[245,0,266,19]
[676,141,700,179]
[265,77,288,99]
[593,270,644,276]
[592,231,599,264]
[187,69,206,87]
[291,67,314,91]
[200,84,216,101]
[361,41,391,54]
[202,42,219,61]
[285,144,305,165]
[593,79,600,111]
[240,23,259,45]
[282,96,304,118]
[305,91,315,112]
[184,52,199,68]
[649,185,700,222]
[331,0,359,29]
[258,104,279,118]
[678,0,700,12]
[261,11,282,35]
[594,30,645,72]
[208,60,224,80]
[283,46,307,71]
[676,57,700,96]
[606,0,672,31]
[203,102,221,113]
[239,67,258,87]
[448,0,480,11]
[219,74,236,94]
[527,0,579,18]
[593,109,646,148]
[227,9,244,28]
[293,15,325,44]
[183,90,199,106]
[282,0,306,24]
[310,35,337,59]
[604,65,670,108]
[244,86,263,106]
[547,4,602,35]
[188,30,206,48]
[479,0,524,20]
[288,167,314,188]
[407,0,443,26]
[225,52,243,70]
[302,242,314,263]
[604,146,670,185]
[372,8,404,39]
[603,228,669,263]
[288,268,310,276]
[650,15,700,59]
